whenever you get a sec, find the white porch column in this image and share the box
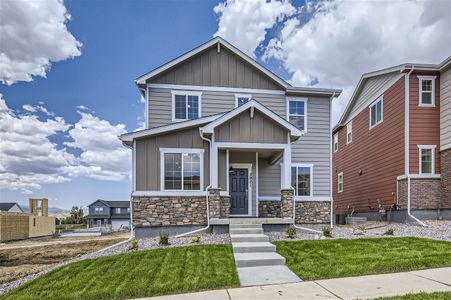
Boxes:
[211,136,218,188]
[282,145,292,189]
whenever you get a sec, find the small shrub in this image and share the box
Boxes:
[128,239,138,251]
[159,232,170,246]
[191,235,201,243]
[286,226,297,239]
[322,227,332,238]
[384,228,395,236]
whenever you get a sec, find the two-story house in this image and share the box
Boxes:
[87,200,130,230]
[332,56,451,223]
[120,37,341,237]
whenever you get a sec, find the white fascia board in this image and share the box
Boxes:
[136,36,288,89]
[201,100,304,137]
[132,191,206,197]
[120,114,221,142]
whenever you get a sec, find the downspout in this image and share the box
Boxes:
[175,128,212,237]
[329,92,336,229]
[405,66,427,227]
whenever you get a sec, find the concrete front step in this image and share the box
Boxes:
[230,234,269,243]
[229,224,263,229]
[232,242,276,253]
[237,265,301,287]
[234,252,286,268]
[229,228,264,235]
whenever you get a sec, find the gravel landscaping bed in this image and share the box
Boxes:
[0,233,229,295]
[268,220,451,242]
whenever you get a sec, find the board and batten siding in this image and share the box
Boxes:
[135,128,210,191]
[441,65,451,151]
[149,45,282,90]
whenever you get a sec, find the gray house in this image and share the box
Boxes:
[87,200,130,230]
[120,37,341,237]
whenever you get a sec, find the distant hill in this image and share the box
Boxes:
[21,205,67,214]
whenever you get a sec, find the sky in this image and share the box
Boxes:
[0,0,450,209]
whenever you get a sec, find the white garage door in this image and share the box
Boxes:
[111,219,130,230]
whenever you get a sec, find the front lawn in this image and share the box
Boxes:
[376,291,451,299]
[275,237,451,280]
[1,244,239,300]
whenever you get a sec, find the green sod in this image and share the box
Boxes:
[376,291,451,299]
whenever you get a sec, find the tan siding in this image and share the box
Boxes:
[215,110,287,143]
[150,46,281,90]
[441,66,451,150]
[135,128,210,191]
[333,77,405,213]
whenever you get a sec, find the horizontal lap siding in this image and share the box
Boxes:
[409,72,441,174]
[440,66,451,150]
[135,128,210,191]
[292,97,331,197]
[333,77,405,213]
[258,159,281,197]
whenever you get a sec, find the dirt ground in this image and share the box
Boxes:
[0,232,128,284]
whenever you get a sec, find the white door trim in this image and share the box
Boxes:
[229,163,252,217]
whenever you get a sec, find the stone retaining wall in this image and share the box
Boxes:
[295,201,330,224]
[258,200,281,218]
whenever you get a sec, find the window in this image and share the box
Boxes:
[418,76,436,107]
[235,94,251,107]
[291,164,313,197]
[95,207,104,214]
[346,121,352,144]
[287,98,307,131]
[418,145,436,174]
[337,172,343,193]
[115,208,121,214]
[161,148,204,191]
[127,208,130,213]
[171,91,202,121]
[370,96,383,128]
[333,133,339,153]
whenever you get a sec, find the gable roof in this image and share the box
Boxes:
[136,36,289,89]
[201,99,304,140]
[88,200,130,208]
[336,55,451,128]
[0,202,23,212]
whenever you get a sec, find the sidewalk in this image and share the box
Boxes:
[139,267,451,300]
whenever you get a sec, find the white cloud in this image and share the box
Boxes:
[0,0,82,85]
[263,0,451,124]
[214,0,296,57]
[22,103,55,116]
[0,95,131,194]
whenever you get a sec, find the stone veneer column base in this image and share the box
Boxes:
[295,201,331,224]
[258,200,281,218]
[207,188,222,218]
[280,189,294,218]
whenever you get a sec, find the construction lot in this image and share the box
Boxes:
[0,232,128,284]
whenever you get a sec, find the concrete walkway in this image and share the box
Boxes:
[139,267,451,300]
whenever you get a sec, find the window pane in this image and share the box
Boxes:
[422,80,432,92]
[371,105,376,126]
[421,92,432,104]
[289,115,305,130]
[297,167,311,196]
[421,149,433,174]
[289,101,304,115]
[164,153,182,190]
[175,95,186,119]
[183,153,201,190]
[376,100,382,122]
[291,167,297,193]
[237,97,249,107]
[187,95,199,120]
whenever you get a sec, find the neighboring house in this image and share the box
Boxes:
[88,200,130,230]
[0,202,24,213]
[120,37,341,237]
[332,57,451,222]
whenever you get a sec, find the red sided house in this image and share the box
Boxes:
[332,56,451,223]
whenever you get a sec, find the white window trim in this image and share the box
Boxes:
[171,90,202,122]
[229,163,252,217]
[333,133,339,153]
[417,76,436,107]
[291,163,314,199]
[159,148,204,192]
[286,97,308,133]
[337,172,343,193]
[369,96,384,129]
[417,145,436,174]
[346,121,352,144]
[234,94,252,107]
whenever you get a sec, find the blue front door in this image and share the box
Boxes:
[230,169,248,215]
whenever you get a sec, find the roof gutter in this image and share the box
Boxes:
[404,66,427,227]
